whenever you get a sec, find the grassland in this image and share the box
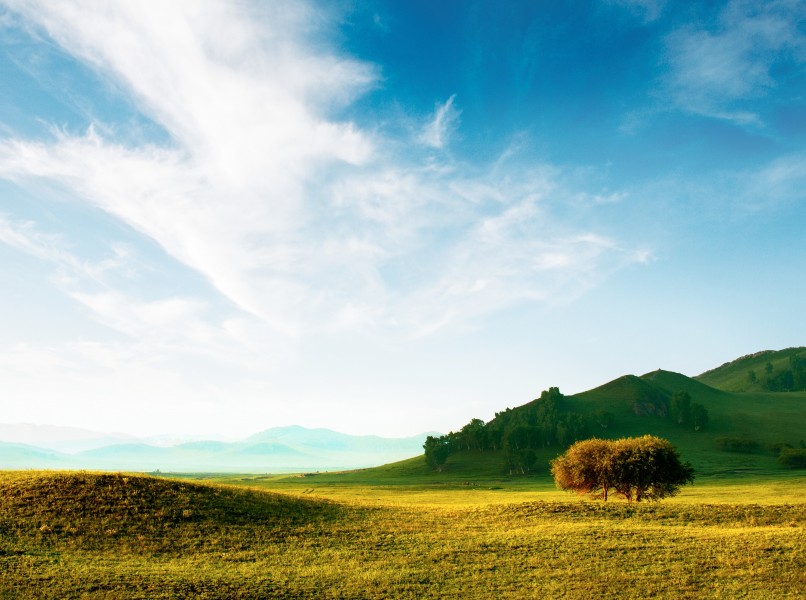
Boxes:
[3,351,805,597]
[696,347,805,392]
[572,370,806,456]
[414,364,806,480]
[1,470,804,598]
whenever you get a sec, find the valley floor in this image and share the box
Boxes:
[1,471,804,598]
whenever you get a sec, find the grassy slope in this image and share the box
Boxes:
[0,471,349,598]
[300,367,806,485]
[574,369,806,474]
[361,356,806,483]
[696,347,805,391]
[2,470,805,598]
[0,471,344,549]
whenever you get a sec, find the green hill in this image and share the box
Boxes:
[570,370,806,474]
[570,374,671,417]
[641,369,728,398]
[346,352,806,482]
[696,347,806,392]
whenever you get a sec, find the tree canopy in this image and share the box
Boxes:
[551,435,694,502]
[423,435,451,472]
[670,391,709,431]
[421,387,592,474]
[421,384,708,476]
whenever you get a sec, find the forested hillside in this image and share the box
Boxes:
[422,352,806,477]
[697,347,806,392]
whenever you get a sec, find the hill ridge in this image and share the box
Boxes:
[408,349,806,480]
[0,471,346,556]
[695,347,806,393]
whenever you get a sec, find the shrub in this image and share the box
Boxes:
[715,437,759,453]
[767,442,793,455]
[778,448,806,469]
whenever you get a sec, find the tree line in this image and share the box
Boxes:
[423,386,708,474]
[747,353,806,392]
[716,437,806,469]
[424,387,589,474]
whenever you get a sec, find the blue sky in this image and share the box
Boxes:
[0,0,804,439]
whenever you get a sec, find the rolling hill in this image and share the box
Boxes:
[570,369,805,471]
[696,347,806,392]
[5,470,803,598]
[2,350,804,477]
[362,350,806,482]
[0,471,346,558]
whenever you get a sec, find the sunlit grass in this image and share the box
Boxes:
[203,468,806,507]
[1,470,804,598]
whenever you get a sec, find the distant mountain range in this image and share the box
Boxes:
[0,423,140,453]
[0,424,436,473]
[5,348,803,474]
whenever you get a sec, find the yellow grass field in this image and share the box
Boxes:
[1,470,804,598]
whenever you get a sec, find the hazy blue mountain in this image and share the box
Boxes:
[0,425,434,473]
[0,441,71,469]
[248,425,434,453]
[0,423,137,453]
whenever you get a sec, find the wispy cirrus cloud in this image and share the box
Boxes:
[663,0,806,125]
[420,94,461,149]
[0,213,289,373]
[0,212,134,285]
[0,0,646,353]
[730,152,806,212]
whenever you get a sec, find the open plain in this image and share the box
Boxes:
[1,469,804,598]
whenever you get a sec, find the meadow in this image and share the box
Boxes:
[3,354,805,597]
[1,468,804,598]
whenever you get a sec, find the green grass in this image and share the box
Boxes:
[412,362,805,481]
[199,464,806,505]
[696,347,805,392]
[558,369,806,475]
[4,352,804,596]
[403,367,806,479]
[2,470,805,598]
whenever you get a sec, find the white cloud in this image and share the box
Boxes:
[420,94,461,149]
[0,213,132,285]
[0,340,231,434]
[0,0,646,348]
[663,0,806,124]
[732,152,806,212]
[0,212,292,381]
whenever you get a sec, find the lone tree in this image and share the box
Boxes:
[548,437,616,500]
[551,435,694,502]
